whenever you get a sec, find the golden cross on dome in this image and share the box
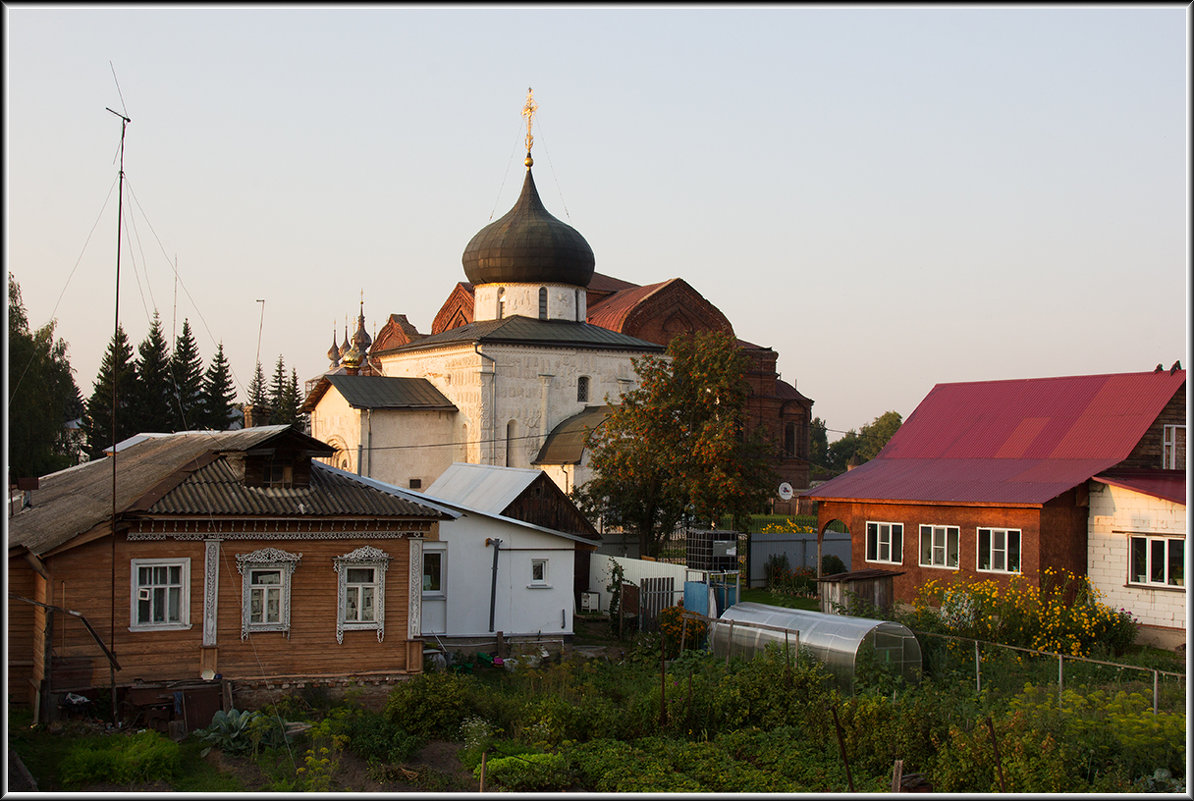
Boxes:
[522,87,537,158]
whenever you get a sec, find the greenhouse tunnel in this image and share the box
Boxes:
[708,602,922,693]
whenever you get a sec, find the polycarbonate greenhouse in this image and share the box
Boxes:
[708,602,922,692]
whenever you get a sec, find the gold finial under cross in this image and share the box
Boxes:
[522,87,537,162]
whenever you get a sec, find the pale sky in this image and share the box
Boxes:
[4,5,1188,440]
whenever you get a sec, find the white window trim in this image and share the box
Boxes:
[422,546,447,598]
[529,557,551,588]
[976,528,1021,574]
[918,524,960,570]
[333,546,390,643]
[1162,424,1185,470]
[236,547,302,639]
[1128,535,1185,589]
[865,521,903,565]
[130,558,192,631]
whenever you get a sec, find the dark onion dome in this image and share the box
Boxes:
[327,329,341,365]
[462,166,595,287]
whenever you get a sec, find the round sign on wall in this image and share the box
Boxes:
[778,482,793,501]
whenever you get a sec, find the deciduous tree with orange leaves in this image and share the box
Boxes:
[574,331,775,557]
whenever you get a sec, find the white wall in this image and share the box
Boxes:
[588,555,694,613]
[474,283,587,322]
[1087,482,1186,638]
[426,513,578,639]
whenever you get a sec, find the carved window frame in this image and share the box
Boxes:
[333,546,391,643]
[236,547,302,639]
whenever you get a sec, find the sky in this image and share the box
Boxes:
[4,5,1188,441]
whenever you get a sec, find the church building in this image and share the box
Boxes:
[304,92,813,512]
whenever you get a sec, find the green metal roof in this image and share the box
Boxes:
[325,374,457,411]
[374,315,664,356]
[533,405,615,465]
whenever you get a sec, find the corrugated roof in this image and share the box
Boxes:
[533,405,613,465]
[424,463,544,515]
[585,280,673,331]
[8,427,444,556]
[1092,469,1186,506]
[150,460,448,518]
[374,315,664,356]
[805,370,1185,505]
[324,374,456,411]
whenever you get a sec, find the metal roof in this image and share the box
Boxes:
[324,374,456,411]
[805,370,1185,505]
[533,405,613,465]
[1091,469,1186,506]
[424,463,543,515]
[374,315,664,356]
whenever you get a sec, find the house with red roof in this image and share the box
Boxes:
[802,368,1185,646]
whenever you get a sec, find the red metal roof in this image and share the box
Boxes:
[1092,469,1186,506]
[806,370,1185,505]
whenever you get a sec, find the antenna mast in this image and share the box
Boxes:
[106,104,130,723]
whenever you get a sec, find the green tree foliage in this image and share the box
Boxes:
[246,360,269,419]
[809,417,829,475]
[82,325,138,459]
[169,319,205,430]
[825,411,902,473]
[130,312,175,434]
[267,354,287,424]
[576,331,776,557]
[7,274,84,479]
[200,342,238,430]
[273,367,303,427]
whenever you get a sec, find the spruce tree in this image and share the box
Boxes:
[246,360,269,424]
[276,367,303,426]
[131,312,175,434]
[169,318,205,431]
[200,342,238,430]
[267,354,287,425]
[82,325,138,458]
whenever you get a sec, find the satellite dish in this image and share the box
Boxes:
[778,482,793,501]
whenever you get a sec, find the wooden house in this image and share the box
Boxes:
[802,369,1185,639]
[7,426,450,722]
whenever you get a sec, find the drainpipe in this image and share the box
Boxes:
[475,344,497,464]
[366,408,373,478]
[486,538,502,632]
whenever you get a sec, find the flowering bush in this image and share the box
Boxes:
[658,605,709,659]
[912,568,1138,656]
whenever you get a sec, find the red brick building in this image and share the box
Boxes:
[803,369,1185,605]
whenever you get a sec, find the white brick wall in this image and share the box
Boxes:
[1088,482,1186,633]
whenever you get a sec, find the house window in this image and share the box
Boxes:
[265,458,294,488]
[919,525,960,569]
[1163,425,1185,469]
[865,522,903,565]
[577,376,590,403]
[977,528,1021,573]
[333,546,391,643]
[539,287,548,319]
[423,550,444,595]
[1130,536,1184,588]
[236,548,301,639]
[530,558,549,587]
[130,558,190,630]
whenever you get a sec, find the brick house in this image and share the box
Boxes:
[801,368,1185,644]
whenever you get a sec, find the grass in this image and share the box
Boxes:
[739,587,819,610]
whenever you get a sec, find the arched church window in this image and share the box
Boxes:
[784,422,796,457]
[497,287,506,319]
[538,287,548,320]
[577,376,590,403]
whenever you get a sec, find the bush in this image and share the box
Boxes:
[658,605,709,659]
[477,751,571,791]
[344,708,425,763]
[383,671,478,739]
[195,708,284,757]
[59,730,180,788]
